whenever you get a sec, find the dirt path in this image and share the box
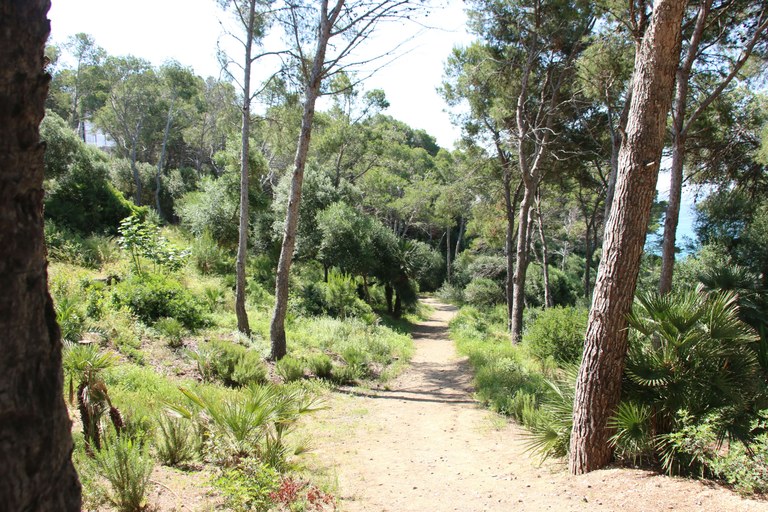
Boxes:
[308,298,768,512]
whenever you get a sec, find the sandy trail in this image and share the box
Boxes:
[309,298,768,512]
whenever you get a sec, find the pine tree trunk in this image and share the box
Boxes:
[455,216,465,263]
[155,99,174,221]
[569,0,686,475]
[510,185,533,343]
[0,1,82,508]
[535,194,552,308]
[235,0,257,336]
[271,0,336,360]
[130,127,142,205]
[446,225,452,280]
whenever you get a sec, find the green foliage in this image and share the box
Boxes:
[214,458,280,512]
[155,413,198,467]
[189,340,268,387]
[118,215,190,274]
[287,316,413,383]
[191,230,233,275]
[112,271,206,329]
[450,306,549,420]
[304,353,333,380]
[170,384,323,467]
[42,110,143,235]
[153,317,185,348]
[622,290,766,475]
[296,271,373,321]
[608,402,653,465]
[524,369,577,462]
[464,277,504,307]
[45,221,120,268]
[177,174,240,247]
[523,306,588,364]
[93,435,154,512]
[276,356,305,383]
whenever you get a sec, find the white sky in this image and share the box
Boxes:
[47,0,472,150]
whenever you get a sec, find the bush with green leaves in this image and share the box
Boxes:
[93,435,154,512]
[617,290,764,475]
[276,356,305,382]
[169,384,323,467]
[112,271,206,329]
[155,413,198,467]
[41,110,143,235]
[118,215,190,274]
[296,270,373,321]
[464,277,504,307]
[304,353,333,379]
[154,317,185,348]
[189,340,267,387]
[214,458,280,512]
[449,306,549,421]
[523,306,588,364]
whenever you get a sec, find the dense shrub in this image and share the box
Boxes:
[42,111,143,235]
[464,277,504,307]
[112,272,206,329]
[523,306,588,364]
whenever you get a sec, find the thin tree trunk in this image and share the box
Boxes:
[271,0,339,360]
[235,0,257,336]
[569,0,686,475]
[604,95,631,222]
[455,216,465,262]
[535,193,552,308]
[510,185,533,342]
[130,128,142,205]
[155,99,174,221]
[445,225,451,277]
[0,1,81,508]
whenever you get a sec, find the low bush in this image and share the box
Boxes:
[112,272,206,329]
[154,317,185,348]
[93,435,154,512]
[214,458,280,512]
[276,356,305,383]
[155,413,198,467]
[523,306,588,365]
[304,353,333,379]
[464,277,504,307]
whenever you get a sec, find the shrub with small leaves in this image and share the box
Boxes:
[155,413,197,467]
[276,356,305,383]
[93,435,154,512]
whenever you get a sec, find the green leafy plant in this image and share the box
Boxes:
[276,356,305,383]
[118,214,190,274]
[93,435,154,512]
[62,342,124,454]
[155,413,197,467]
[214,457,279,512]
[623,290,763,474]
[523,306,588,364]
[154,317,185,348]
[112,272,206,329]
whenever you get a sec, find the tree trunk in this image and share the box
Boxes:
[502,174,520,333]
[271,0,337,360]
[0,1,82,508]
[658,131,684,294]
[510,185,533,343]
[155,99,174,221]
[130,127,142,205]
[569,0,686,475]
[446,225,452,280]
[235,0,257,336]
[455,216,465,263]
[535,194,552,308]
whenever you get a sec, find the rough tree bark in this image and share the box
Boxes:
[569,0,687,475]
[271,0,340,360]
[658,1,768,294]
[0,0,82,508]
[235,0,258,336]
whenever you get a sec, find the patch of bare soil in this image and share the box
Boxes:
[307,298,768,512]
